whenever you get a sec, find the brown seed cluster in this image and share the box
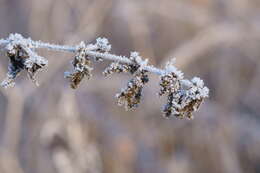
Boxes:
[159,72,181,96]
[116,70,149,110]
[160,72,209,119]
[65,38,111,89]
[65,43,93,89]
[103,52,150,110]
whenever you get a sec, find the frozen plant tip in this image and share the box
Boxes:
[0,33,209,119]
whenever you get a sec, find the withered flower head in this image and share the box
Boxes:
[116,70,149,110]
[65,42,93,89]
[1,34,48,88]
[104,52,150,110]
[159,60,209,119]
[159,72,181,96]
[161,75,209,119]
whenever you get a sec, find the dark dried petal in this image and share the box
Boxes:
[65,71,87,89]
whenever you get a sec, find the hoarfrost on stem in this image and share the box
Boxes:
[0,33,209,119]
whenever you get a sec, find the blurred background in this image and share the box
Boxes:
[0,0,260,173]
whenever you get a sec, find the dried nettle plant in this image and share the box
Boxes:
[0,33,209,119]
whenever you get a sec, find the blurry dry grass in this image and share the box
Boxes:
[0,0,260,173]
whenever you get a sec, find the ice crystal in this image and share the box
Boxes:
[96,37,111,52]
[102,62,130,76]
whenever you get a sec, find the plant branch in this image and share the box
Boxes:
[0,33,209,119]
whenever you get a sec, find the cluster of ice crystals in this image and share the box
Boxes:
[130,52,148,71]
[96,37,111,52]
[1,33,48,88]
[103,62,130,76]
[189,77,209,98]
[103,51,148,76]
[164,58,184,79]
[65,43,93,89]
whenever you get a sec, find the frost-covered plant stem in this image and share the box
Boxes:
[0,33,209,119]
[0,35,164,75]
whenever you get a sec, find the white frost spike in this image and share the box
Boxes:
[188,77,209,99]
[165,59,184,80]
[76,41,86,50]
[200,87,209,98]
[130,52,148,70]
[130,51,139,60]
[8,33,23,41]
[191,77,209,98]
[96,37,111,52]
[192,77,204,88]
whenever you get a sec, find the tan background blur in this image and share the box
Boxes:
[0,0,260,173]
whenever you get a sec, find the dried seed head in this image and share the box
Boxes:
[159,59,183,96]
[159,60,208,119]
[159,72,181,96]
[1,46,27,88]
[65,43,93,89]
[103,52,150,110]
[1,35,48,88]
[161,75,209,119]
[116,70,149,110]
